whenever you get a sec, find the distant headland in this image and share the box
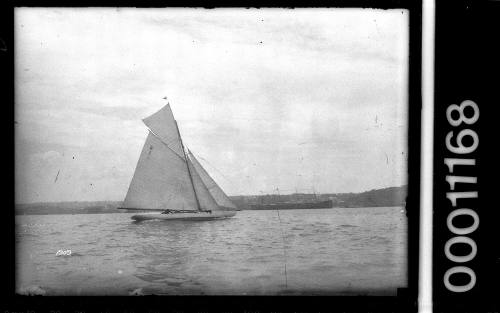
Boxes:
[15,185,407,215]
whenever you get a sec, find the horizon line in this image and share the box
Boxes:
[15,184,408,205]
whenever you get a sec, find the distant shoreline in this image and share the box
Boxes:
[15,185,407,216]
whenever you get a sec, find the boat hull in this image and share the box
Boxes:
[131,210,237,221]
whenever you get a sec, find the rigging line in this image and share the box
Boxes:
[187,151,229,191]
[146,128,186,162]
[275,209,288,288]
[195,155,233,184]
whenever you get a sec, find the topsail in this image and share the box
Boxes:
[143,104,185,159]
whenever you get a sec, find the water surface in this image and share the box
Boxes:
[16,207,407,295]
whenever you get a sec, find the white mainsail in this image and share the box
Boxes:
[188,150,237,210]
[122,131,198,210]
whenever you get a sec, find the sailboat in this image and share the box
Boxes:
[119,102,238,221]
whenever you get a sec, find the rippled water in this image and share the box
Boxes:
[16,207,407,295]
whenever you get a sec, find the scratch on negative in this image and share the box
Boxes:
[54,170,60,183]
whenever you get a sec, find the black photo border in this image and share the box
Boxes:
[433,1,500,312]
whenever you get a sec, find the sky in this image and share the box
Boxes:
[15,8,409,203]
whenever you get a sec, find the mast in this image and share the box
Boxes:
[174,118,202,212]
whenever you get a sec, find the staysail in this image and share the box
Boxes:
[122,131,198,210]
[187,158,220,212]
[188,150,237,210]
